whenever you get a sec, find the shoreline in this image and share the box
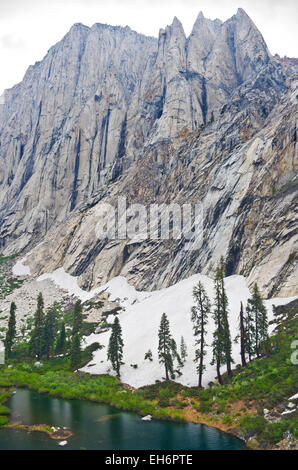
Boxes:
[2,384,248,448]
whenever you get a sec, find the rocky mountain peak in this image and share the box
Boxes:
[235,7,250,19]
[166,16,186,40]
[0,10,297,299]
[191,10,222,33]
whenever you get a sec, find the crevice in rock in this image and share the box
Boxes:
[70,130,81,211]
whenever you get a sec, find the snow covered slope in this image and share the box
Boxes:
[77,273,296,388]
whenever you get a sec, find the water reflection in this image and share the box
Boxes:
[0,389,246,450]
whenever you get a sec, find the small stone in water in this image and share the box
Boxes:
[58,441,68,446]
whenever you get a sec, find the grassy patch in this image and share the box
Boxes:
[0,388,13,427]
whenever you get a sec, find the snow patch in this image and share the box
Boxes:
[288,393,298,401]
[281,410,296,416]
[37,268,146,304]
[12,255,31,276]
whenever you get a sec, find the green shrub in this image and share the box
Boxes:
[222,415,232,426]
[0,415,9,426]
[240,415,266,438]
[260,421,287,444]
[198,400,213,413]
[0,405,10,415]
[158,396,170,408]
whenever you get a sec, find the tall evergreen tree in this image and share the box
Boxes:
[191,281,210,388]
[107,316,124,377]
[5,302,17,360]
[29,293,45,360]
[42,303,58,360]
[211,266,225,385]
[219,257,233,376]
[70,334,81,369]
[235,301,247,367]
[158,313,175,381]
[244,302,254,362]
[70,300,83,369]
[72,300,83,337]
[246,283,268,358]
[56,322,66,354]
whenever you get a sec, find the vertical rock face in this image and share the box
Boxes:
[0,10,272,254]
[0,9,297,297]
[0,24,158,249]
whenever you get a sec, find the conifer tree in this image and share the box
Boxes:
[158,313,175,381]
[246,283,268,358]
[70,333,81,369]
[235,301,247,367]
[5,302,17,360]
[72,300,83,337]
[211,266,225,385]
[191,281,210,388]
[70,300,84,369]
[219,257,233,376]
[180,336,188,366]
[29,293,45,360]
[56,322,66,354]
[244,302,254,362]
[107,316,124,377]
[42,303,58,360]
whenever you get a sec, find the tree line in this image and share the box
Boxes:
[4,294,84,369]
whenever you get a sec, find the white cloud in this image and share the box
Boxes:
[0,0,297,95]
[1,33,25,49]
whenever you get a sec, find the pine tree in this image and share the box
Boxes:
[244,302,254,362]
[70,333,81,369]
[29,293,45,360]
[5,302,17,360]
[158,313,175,381]
[246,283,268,358]
[191,281,210,388]
[180,336,188,365]
[72,300,83,337]
[69,300,84,370]
[219,257,233,376]
[211,266,225,385]
[42,303,58,360]
[235,301,247,367]
[56,322,66,354]
[107,316,124,377]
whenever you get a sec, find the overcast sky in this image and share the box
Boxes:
[0,0,297,96]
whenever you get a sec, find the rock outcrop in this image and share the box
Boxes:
[0,9,297,297]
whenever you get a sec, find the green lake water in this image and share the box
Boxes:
[0,389,246,450]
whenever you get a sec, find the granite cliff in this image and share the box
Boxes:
[0,9,297,297]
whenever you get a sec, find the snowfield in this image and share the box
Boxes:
[32,267,296,387]
[12,255,31,276]
[77,273,296,388]
[37,268,104,302]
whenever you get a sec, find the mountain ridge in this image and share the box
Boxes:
[0,9,297,297]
